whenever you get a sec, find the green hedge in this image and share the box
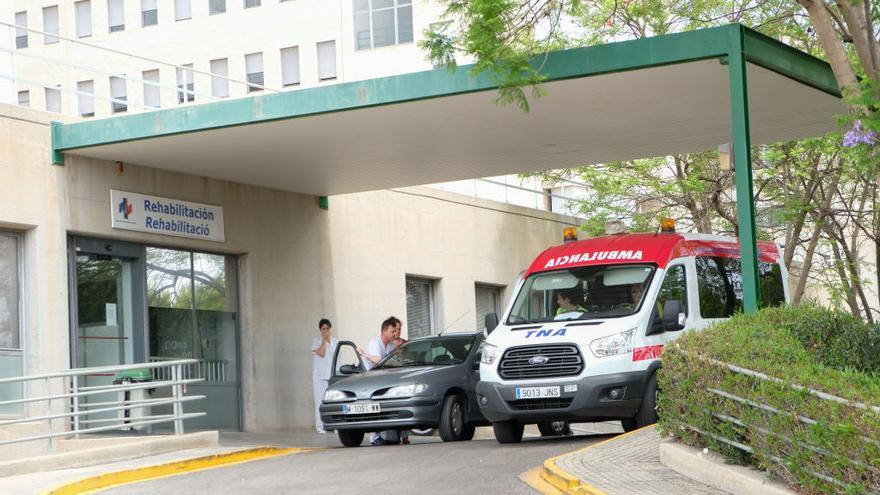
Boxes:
[658,305,880,495]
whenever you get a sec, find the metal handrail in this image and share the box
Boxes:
[0,359,197,383]
[0,359,205,449]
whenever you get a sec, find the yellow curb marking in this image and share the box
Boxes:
[539,424,657,495]
[520,466,564,495]
[42,446,307,495]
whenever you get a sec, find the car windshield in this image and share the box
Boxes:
[506,264,655,324]
[374,336,475,369]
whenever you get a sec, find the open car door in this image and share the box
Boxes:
[330,340,365,385]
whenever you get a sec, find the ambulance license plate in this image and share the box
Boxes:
[515,386,561,399]
[342,403,381,415]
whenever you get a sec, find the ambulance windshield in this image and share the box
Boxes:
[506,265,655,324]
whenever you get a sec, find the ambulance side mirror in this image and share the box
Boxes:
[485,313,499,334]
[662,300,685,331]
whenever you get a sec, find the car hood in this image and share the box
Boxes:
[330,365,459,399]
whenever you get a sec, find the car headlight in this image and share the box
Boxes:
[589,329,635,358]
[480,343,499,365]
[323,389,348,402]
[382,383,429,399]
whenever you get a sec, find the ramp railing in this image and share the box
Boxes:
[0,359,205,448]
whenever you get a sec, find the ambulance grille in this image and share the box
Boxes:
[498,344,584,379]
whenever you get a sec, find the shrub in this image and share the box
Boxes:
[658,305,880,495]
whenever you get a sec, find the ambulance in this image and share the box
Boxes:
[476,220,788,443]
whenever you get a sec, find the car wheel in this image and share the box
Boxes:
[439,395,468,442]
[337,429,364,447]
[460,423,476,441]
[492,421,524,444]
[623,373,659,432]
[538,420,572,437]
[410,428,436,436]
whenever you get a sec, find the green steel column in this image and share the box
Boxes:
[727,26,761,313]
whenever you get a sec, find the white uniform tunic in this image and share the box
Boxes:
[312,336,338,433]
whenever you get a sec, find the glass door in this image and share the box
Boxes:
[70,237,146,428]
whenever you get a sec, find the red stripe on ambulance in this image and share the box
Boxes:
[632,345,664,362]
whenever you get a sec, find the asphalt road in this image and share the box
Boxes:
[102,430,615,494]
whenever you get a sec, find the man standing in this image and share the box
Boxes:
[359,316,401,371]
[359,316,407,445]
[311,318,338,434]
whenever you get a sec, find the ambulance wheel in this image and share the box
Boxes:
[622,373,658,432]
[338,429,364,447]
[538,420,572,437]
[492,421,524,443]
[460,423,476,441]
[440,394,469,442]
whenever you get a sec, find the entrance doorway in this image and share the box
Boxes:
[69,237,241,430]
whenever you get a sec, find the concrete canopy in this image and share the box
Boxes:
[52,24,841,197]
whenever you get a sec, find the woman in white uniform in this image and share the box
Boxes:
[312,318,338,434]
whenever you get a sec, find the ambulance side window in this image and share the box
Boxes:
[696,256,740,318]
[657,265,688,316]
[697,257,785,318]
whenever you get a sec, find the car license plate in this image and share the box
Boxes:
[342,403,381,415]
[515,386,561,399]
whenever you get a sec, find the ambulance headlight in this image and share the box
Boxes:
[480,343,499,365]
[589,329,635,358]
[382,383,429,399]
[323,389,348,402]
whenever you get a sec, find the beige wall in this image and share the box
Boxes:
[0,104,580,431]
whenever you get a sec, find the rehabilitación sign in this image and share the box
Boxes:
[110,190,225,242]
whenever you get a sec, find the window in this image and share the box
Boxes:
[316,40,337,81]
[77,80,95,117]
[280,46,300,86]
[110,76,127,113]
[376,336,475,369]
[353,0,413,50]
[406,277,436,339]
[176,64,194,103]
[245,52,263,92]
[244,0,261,7]
[141,0,158,26]
[0,232,23,414]
[649,265,688,331]
[108,0,125,32]
[45,86,61,112]
[209,59,229,98]
[174,0,191,20]
[475,284,500,331]
[15,12,28,49]
[209,0,226,15]
[507,265,655,324]
[143,69,160,108]
[17,91,29,107]
[75,1,92,37]
[696,257,782,318]
[146,247,241,427]
[43,6,59,44]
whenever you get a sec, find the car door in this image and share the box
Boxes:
[466,340,487,422]
[330,340,365,385]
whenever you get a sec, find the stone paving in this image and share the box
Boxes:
[555,425,729,495]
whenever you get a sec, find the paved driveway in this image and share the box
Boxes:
[102,429,615,494]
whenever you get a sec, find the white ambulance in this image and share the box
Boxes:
[476,221,789,443]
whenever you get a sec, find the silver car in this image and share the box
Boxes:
[319,333,489,447]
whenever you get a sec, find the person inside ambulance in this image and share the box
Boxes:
[555,288,587,319]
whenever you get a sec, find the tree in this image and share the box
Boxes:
[424,0,879,318]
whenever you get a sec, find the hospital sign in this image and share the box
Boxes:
[110,190,225,243]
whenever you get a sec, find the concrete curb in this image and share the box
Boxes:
[538,426,655,495]
[41,446,303,495]
[0,431,219,478]
[659,439,795,495]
